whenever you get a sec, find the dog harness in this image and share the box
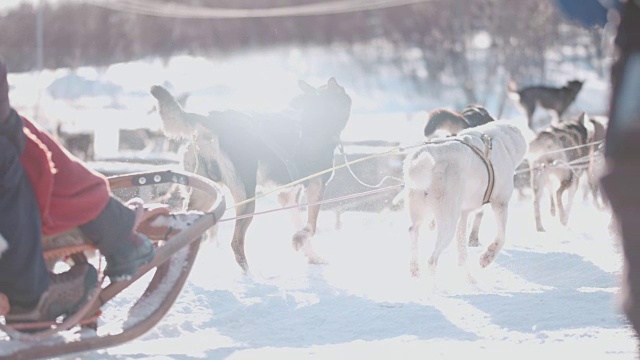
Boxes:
[451,134,495,204]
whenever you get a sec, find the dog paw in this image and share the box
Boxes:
[466,272,478,285]
[410,262,420,277]
[479,251,495,268]
[292,228,311,251]
[308,254,328,265]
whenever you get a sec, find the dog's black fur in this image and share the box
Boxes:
[508,79,584,130]
[150,78,352,272]
[423,104,495,139]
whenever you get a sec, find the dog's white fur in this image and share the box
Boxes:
[404,121,527,278]
[0,233,7,260]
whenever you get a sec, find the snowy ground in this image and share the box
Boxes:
[54,187,635,360]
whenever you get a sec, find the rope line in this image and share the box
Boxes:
[229,145,404,209]
[516,145,605,175]
[191,131,603,212]
[218,184,403,222]
[335,143,404,189]
[90,0,433,19]
[536,139,604,156]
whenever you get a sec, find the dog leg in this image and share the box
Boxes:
[566,178,579,219]
[526,106,535,131]
[231,201,255,273]
[556,178,572,226]
[456,210,470,267]
[277,184,304,229]
[531,168,546,232]
[456,210,478,284]
[468,210,483,247]
[293,178,326,264]
[480,201,508,268]
[428,199,460,275]
[226,179,254,273]
[559,178,579,226]
[407,189,428,277]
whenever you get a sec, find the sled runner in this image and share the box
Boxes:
[0,170,226,360]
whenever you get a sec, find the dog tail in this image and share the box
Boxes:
[404,149,438,190]
[150,85,197,139]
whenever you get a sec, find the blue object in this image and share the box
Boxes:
[554,0,620,27]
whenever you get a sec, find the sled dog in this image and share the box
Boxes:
[527,112,601,231]
[151,78,352,272]
[508,79,584,130]
[423,105,495,140]
[404,121,527,277]
[421,105,496,247]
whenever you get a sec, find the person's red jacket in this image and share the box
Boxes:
[19,117,110,235]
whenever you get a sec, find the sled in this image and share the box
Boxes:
[0,170,226,360]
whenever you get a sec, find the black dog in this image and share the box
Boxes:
[151,78,352,272]
[508,79,584,130]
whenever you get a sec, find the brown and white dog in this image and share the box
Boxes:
[151,78,352,272]
[423,105,495,140]
[527,112,601,231]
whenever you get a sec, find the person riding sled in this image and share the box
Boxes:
[0,58,166,323]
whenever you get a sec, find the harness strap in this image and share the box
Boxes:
[451,136,495,205]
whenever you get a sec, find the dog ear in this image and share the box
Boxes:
[298,80,315,94]
[327,77,343,91]
[578,112,592,131]
[579,112,596,140]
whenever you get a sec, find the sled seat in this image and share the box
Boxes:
[0,170,225,360]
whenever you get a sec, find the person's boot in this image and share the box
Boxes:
[5,263,98,323]
[103,232,155,282]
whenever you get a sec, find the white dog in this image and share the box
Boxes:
[403,121,527,278]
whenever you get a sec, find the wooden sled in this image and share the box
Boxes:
[0,170,226,360]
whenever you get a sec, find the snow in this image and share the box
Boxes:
[51,192,634,360]
[1,51,636,359]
